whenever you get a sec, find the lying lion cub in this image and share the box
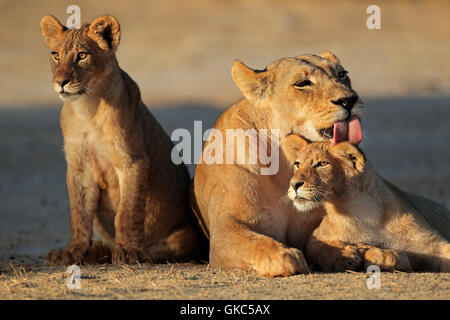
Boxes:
[282,135,450,272]
[41,15,202,265]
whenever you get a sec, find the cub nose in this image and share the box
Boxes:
[292,181,304,191]
[55,78,71,89]
[331,95,358,112]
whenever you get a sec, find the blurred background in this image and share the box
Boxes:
[0,0,449,264]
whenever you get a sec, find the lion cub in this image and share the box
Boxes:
[41,15,203,265]
[282,135,450,272]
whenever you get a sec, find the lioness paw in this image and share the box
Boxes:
[255,248,310,277]
[112,244,150,264]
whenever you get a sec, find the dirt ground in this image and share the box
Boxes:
[1,263,449,300]
[0,0,449,299]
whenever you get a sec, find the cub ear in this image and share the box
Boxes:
[318,51,340,63]
[231,60,272,105]
[330,142,365,172]
[281,135,309,163]
[87,15,120,51]
[41,15,66,48]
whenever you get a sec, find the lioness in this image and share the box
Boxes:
[191,52,364,276]
[41,15,202,265]
[283,135,450,272]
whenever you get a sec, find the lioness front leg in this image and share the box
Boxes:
[112,163,150,264]
[47,170,99,265]
[210,217,310,277]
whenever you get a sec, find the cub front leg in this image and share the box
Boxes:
[306,236,362,272]
[210,217,310,277]
[47,170,99,265]
[357,243,412,272]
[112,162,150,264]
[306,216,362,272]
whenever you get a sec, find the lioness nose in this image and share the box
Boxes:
[55,78,70,89]
[331,95,358,112]
[292,181,304,191]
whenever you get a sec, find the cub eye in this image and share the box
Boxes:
[294,161,300,169]
[315,161,329,168]
[293,80,313,88]
[338,71,348,80]
[51,52,59,61]
[77,52,88,61]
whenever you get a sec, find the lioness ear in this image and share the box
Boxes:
[318,51,340,63]
[281,135,309,163]
[88,15,120,51]
[231,60,272,105]
[330,142,365,172]
[41,15,66,48]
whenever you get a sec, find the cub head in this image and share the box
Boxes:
[281,134,365,211]
[40,15,121,101]
[231,52,364,145]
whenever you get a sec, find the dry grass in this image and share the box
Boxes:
[0,262,449,300]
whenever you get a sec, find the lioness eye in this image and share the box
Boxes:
[51,52,59,61]
[294,161,300,168]
[315,161,329,168]
[293,80,313,88]
[77,52,88,60]
[338,71,348,80]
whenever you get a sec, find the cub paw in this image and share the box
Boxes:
[328,245,362,272]
[255,247,310,277]
[112,244,150,264]
[361,246,411,272]
[47,245,86,266]
[84,241,112,264]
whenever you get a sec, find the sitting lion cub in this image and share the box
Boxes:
[282,135,450,272]
[41,15,202,265]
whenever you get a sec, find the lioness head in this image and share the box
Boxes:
[231,52,364,145]
[40,15,121,101]
[281,134,365,211]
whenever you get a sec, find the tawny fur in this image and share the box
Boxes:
[283,136,450,272]
[41,15,203,265]
[191,52,364,277]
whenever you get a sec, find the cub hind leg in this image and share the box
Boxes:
[405,243,450,272]
[147,225,205,262]
[385,211,450,272]
[84,240,112,264]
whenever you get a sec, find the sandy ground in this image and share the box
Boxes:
[0,0,449,299]
[1,263,449,300]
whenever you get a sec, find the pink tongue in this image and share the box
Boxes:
[333,116,363,145]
